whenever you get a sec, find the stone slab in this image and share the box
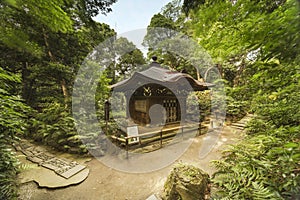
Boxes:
[19,142,33,149]
[16,140,90,188]
[41,162,60,171]
[22,149,34,157]
[59,164,86,179]
[35,152,54,162]
[26,156,44,164]
[18,156,90,188]
[37,168,89,188]
[16,139,89,176]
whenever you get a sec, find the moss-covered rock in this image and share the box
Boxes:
[162,163,210,200]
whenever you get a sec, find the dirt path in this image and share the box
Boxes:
[18,121,247,200]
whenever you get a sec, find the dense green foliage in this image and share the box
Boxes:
[210,59,299,199]
[183,0,300,198]
[143,10,203,79]
[1,0,119,198]
[1,0,117,148]
[105,37,146,84]
[0,67,30,199]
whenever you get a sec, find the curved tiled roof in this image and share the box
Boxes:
[110,66,214,92]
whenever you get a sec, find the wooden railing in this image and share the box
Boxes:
[110,123,205,159]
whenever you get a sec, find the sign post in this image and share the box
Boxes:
[104,100,110,134]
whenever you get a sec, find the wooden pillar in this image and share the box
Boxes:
[178,96,187,123]
[160,130,162,148]
[125,92,131,119]
[126,137,129,159]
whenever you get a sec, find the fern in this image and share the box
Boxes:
[17,163,38,171]
[0,67,31,199]
[251,182,278,200]
[211,126,299,199]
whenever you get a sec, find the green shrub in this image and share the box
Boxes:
[186,91,211,122]
[0,139,20,200]
[28,103,88,154]
[225,96,247,121]
[0,67,30,199]
[211,124,300,199]
[245,117,272,135]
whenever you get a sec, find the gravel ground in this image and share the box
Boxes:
[18,124,244,200]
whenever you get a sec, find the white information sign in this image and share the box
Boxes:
[127,125,139,142]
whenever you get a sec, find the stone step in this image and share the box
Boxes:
[239,119,252,123]
[229,113,257,130]
[231,126,245,130]
[231,122,247,127]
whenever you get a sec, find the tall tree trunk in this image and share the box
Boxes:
[233,58,246,86]
[21,61,33,105]
[22,62,29,102]
[61,79,69,107]
[43,28,69,107]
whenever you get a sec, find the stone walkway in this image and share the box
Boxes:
[230,114,255,130]
[15,140,90,188]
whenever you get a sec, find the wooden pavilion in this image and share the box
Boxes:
[110,66,213,127]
